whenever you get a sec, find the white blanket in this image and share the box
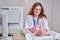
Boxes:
[25,31,60,40]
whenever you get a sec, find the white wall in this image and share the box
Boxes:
[53,0,60,32]
[0,0,19,7]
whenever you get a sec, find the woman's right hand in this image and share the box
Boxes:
[26,29,36,36]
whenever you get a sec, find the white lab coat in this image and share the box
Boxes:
[23,15,60,40]
[24,15,49,31]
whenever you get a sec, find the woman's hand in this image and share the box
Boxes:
[46,32,52,36]
[26,25,39,36]
[26,29,37,36]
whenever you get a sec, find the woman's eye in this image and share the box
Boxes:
[39,9,41,11]
[35,9,41,11]
[35,9,37,10]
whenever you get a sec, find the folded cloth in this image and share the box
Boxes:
[25,33,53,40]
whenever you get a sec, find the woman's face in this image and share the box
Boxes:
[33,6,41,16]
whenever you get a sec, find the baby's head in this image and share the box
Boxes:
[38,27,47,36]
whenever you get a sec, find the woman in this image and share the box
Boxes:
[24,2,52,40]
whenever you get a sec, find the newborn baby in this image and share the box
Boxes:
[29,24,51,36]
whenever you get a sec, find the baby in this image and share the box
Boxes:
[29,24,51,36]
